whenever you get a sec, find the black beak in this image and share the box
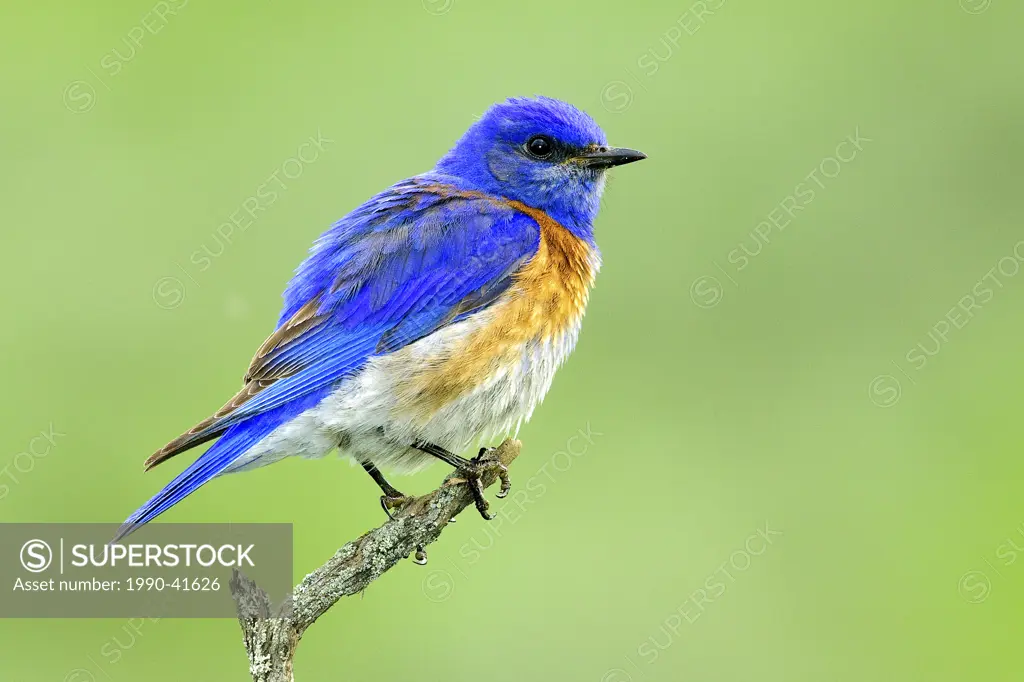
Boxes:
[576,146,647,169]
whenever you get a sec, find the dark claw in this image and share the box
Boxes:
[460,459,510,520]
[380,494,411,520]
[413,546,428,565]
[469,474,492,519]
[410,441,512,521]
[496,465,511,498]
[362,460,410,520]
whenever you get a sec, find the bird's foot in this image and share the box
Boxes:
[379,493,413,520]
[475,447,512,500]
[456,448,511,520]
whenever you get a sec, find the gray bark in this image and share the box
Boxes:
[230,439,522,682]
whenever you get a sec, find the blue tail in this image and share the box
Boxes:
[113,421,276,542]
[114,389,330,542]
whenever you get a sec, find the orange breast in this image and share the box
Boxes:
[398,202,598,416]
[503,200,598,340]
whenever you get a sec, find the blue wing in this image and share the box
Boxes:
[116,175,540,539]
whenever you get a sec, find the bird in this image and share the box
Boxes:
[115,96,645,541]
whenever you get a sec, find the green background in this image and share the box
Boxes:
[3,0,1023,679]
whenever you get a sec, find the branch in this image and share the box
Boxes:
[230,439,523,682]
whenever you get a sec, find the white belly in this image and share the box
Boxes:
[221,308,582,475]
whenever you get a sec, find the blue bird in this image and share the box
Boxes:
[116,96,645,541]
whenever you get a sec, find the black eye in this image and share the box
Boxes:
[526,135,554,159]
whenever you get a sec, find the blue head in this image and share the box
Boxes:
[435,96,645,241]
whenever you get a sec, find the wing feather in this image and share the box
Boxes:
[143,176,540,470]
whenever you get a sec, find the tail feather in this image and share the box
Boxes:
[142,382,266,471]
[116,385,335,543]
[113,419,278,542]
